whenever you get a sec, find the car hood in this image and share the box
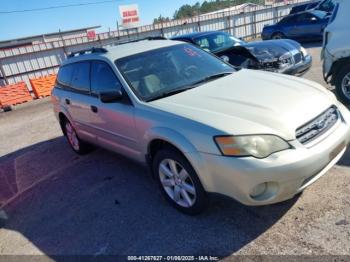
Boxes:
[242,40,301,62]
[149,70,336,140]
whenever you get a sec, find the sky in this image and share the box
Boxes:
[0,0,201,41]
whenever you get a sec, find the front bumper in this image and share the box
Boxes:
[283,54,313,77]
[186,104,350,206]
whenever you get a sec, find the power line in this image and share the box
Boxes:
[0,0,121,14]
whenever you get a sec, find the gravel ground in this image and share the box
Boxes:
[0,44,350,260]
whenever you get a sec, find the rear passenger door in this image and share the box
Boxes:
[88,61,140,160]
[57,62,97,142]
[283,15,303,39]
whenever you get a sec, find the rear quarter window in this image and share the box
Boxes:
[57,65,73,87]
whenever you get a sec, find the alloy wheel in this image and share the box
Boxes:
[158,159,197,208]
[341,72,350,100]
[65,121,80,151]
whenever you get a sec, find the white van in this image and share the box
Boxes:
[322,0,350,103]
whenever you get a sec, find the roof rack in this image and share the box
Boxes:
[106,36,168,48]
[67,47,108,58]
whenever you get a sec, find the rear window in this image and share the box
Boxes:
[291,5,307,14]
[57,62,90,93]
[70,62,90,93]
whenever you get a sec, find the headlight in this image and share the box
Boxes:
[220,55,230,63]
[300,47,308,57]
[214,135,291,159]
[278,54,293,70]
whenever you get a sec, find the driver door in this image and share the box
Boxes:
[88,60,141,160]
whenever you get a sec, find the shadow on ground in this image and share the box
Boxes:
[0,137,299,257]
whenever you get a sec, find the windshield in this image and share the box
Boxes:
[193,32,244,53]
[115,44,234,101]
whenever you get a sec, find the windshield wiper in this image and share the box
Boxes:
[146,72,233,102]
[146,86,195,102]
[188,72,233,87]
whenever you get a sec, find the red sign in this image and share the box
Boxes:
[119,4,140,29]
[87,30,96,40]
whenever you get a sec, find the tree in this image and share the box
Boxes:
[154,0,265,23]
[153,15,171,24]
[174,0,264,19]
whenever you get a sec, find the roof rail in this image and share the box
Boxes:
[119,36,167,44]
[67,47,108,58]
[106,36,167,48]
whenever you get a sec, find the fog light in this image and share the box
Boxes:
[250,183,267,198]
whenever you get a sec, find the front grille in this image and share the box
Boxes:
[293,53,302,64]
[296,106,339,145]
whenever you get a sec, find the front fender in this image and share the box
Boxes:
[143,127,213,191]
[143,127,198,155]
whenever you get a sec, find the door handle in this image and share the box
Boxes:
[90,105,98,113]
[65,98,70,105]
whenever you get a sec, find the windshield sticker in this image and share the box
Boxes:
[183,47,200,57]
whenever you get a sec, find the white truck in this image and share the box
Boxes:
[322,0,350,104]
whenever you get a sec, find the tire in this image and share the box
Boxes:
[152,148,208,215]
[335,64,350,105]
[271,32,285,40]
[63,118,93,155]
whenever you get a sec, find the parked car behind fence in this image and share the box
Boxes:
[262,10,330,42]
[289,0,336,15]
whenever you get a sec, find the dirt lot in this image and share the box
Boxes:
[0,44,350,259]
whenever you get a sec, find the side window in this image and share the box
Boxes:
[70,62,90,93]
[296,13,307,23]
[91,61,123,94]
[213,34,225,46]
[297,13,316,23]
[279,16,292,25]
[57,65,73,87]
[194,37,210,50]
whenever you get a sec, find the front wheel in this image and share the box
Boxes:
[152,148,208,215]
[335,64,350,105]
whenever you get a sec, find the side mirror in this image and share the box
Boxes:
[100,90,123,103]
[311,17,318,23]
